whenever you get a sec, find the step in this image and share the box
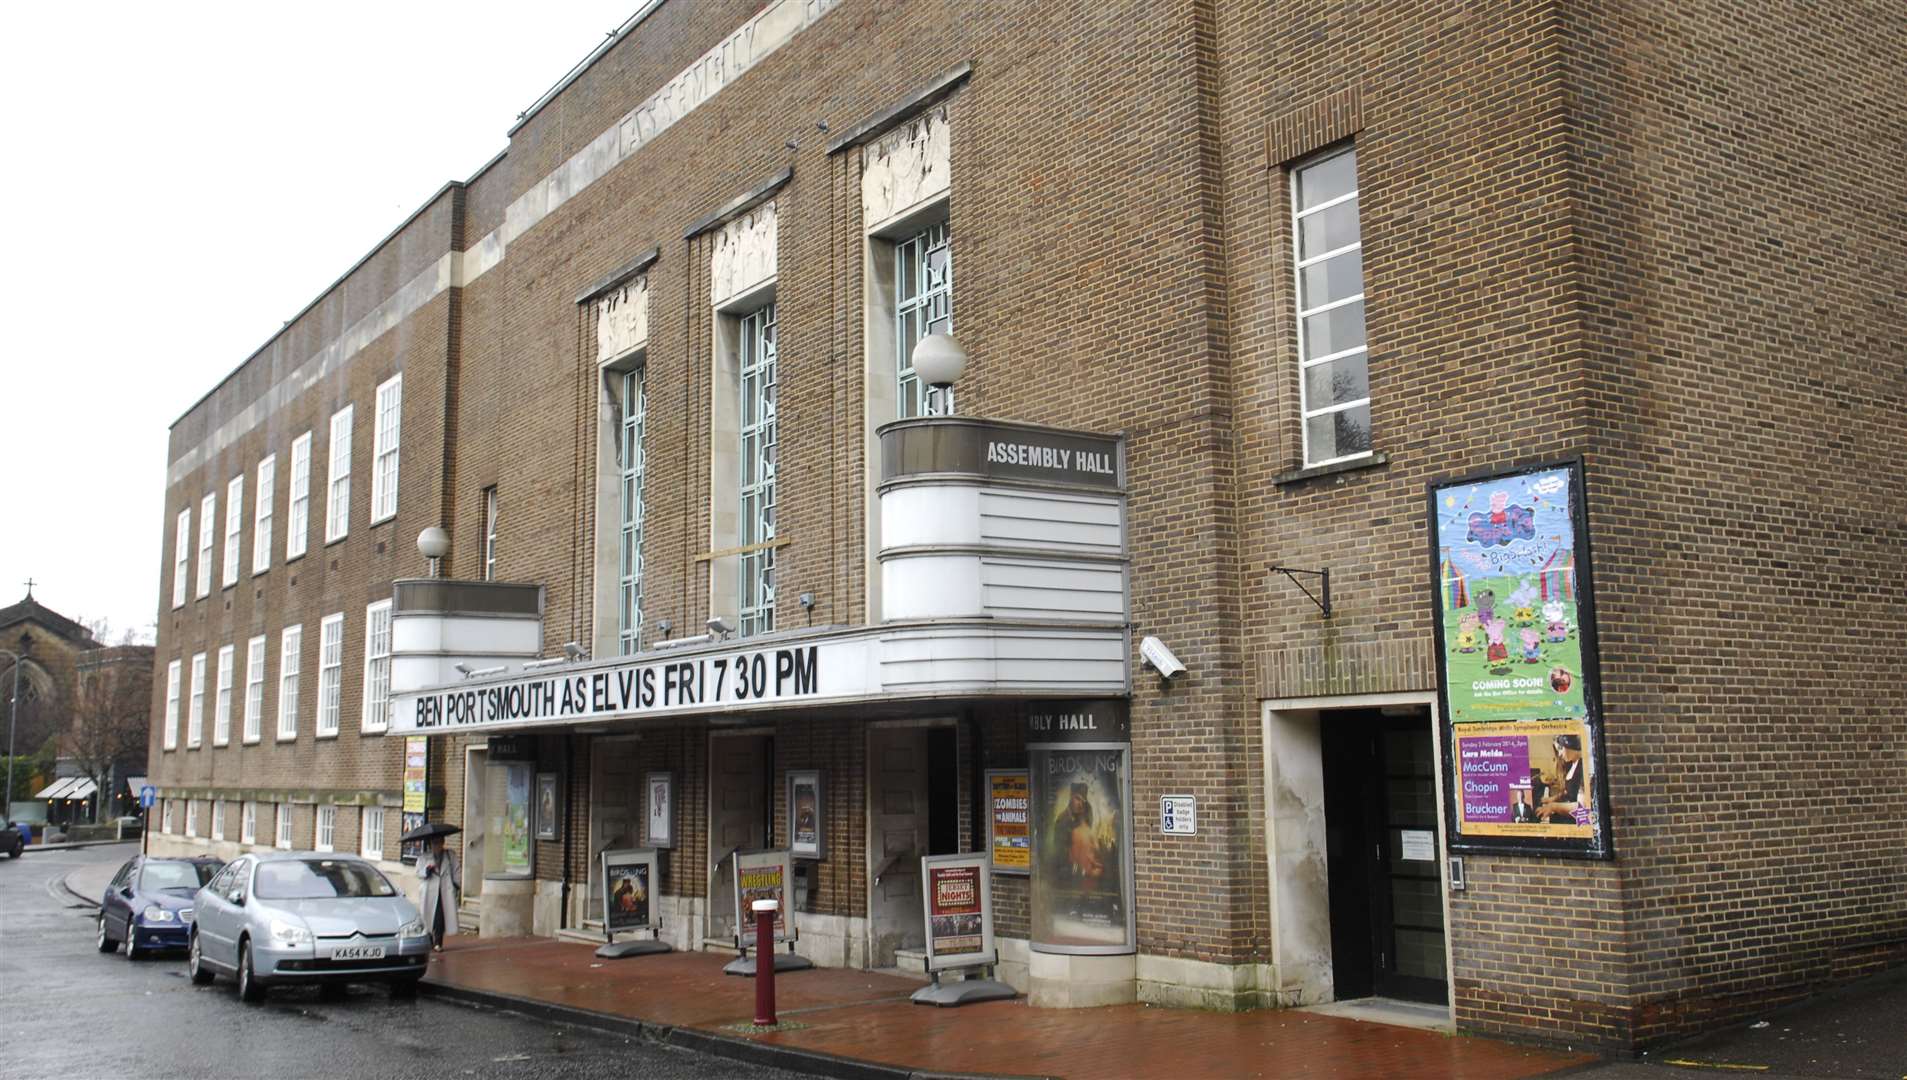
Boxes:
[894,948,929,975]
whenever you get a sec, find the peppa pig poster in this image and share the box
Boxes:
[1431,463,1592,725]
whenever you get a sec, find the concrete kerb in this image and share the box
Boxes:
[418,979,1045,1080]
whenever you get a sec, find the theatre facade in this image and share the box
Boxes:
[146,0,1907,1052]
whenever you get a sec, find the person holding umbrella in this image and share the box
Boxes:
[403,821,462,950]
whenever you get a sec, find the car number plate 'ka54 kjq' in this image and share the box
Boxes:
[331,945,386,961]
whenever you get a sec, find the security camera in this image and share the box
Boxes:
[707,616,735,637]
[1140,636,1186,680]
[453,663,475,677]
[563,642,590,662]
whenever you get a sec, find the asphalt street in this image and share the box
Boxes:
[0,843,800,1080]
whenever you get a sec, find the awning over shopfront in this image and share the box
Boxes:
[34,776,97,800]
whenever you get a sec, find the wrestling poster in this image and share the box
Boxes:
[1428,458,1613,859]
[1027,744,1135,954]
[732,848,793,949]
[601,848,658,933]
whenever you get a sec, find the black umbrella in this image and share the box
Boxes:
[401,821,463,843]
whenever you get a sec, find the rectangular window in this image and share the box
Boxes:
[895,220,953,418]
[211,800,225,841]
[172,508,191,608]
[738,303,778,637]
[187,652,206,748]
[243,635,266,743]
[213,643,234,746]
[317,613,344,736]
[222,474,244,587]
[163,660,181,750]
[253,454,275,574]
[1292,146,1370,466]
[278,625,302,741]
[483,486,499,581]
[276,804,292,849]
[372,375,402,522]
[163,800,175,834]
[325,406,353,542]
[242,801,257,845]
[186,799,199,838]
[362,600,392,732]
[316,805,336,852]
[195,492,216,599]
[288,432,312,559]
[618,368,647,654]
[361,806,385,861]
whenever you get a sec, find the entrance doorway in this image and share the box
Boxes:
[707,731,771,944]
[588,736,644,923]
[1321,710,1447,1005]
[866,722,960,968]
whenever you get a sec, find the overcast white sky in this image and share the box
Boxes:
[0,2,638,643]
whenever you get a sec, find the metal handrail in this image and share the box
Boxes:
[873,849,914,888]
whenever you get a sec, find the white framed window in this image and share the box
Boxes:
[222,474,244,587]
[211,800,226,841]
[325,405,353,542]
[362,600,392,732]
[288,432,312,559]
[618,368,647,654]
[317,613,344,736]
[483,486,499,581]
[243,635,266,743]
[1292,145,1370,467]
[253,454,275,575]
[361,806,385,860]
[185,799,199,838]
[275,804,292,849]
[894,220,953,418]
[315,804,336,852]
[195,491,216,599]
[163,659,181,751]
[242,801,257,845]
[187,652,206,749]
[163,800,175,834]
[172,508,191,608]
[738,303,778,637]
[278,625,302,741]
[213,644,234,746]
[372,375,402,522]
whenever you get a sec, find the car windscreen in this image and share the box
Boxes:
[254,859,397,900]
[140,861,220,892]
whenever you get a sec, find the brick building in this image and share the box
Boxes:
[145,0,1907,1051]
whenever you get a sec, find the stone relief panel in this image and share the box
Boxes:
[862,105,950,232]
[596,277,649,363]
[710,201,779,306]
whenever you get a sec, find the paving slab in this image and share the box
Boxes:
[426,935,1594,1080]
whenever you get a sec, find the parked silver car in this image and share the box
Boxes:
[187,850,431,1001]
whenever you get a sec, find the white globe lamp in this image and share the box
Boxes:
[912,333,967,415]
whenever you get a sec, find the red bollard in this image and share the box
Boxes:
[752,898,779,1026]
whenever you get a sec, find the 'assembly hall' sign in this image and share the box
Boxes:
[392,638,875,735]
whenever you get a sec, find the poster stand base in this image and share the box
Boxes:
[596,938,672,959]
[724,949,813,976]
[911,970,1017,1007]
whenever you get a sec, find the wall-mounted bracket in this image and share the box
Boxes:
[1268,566,1331,617]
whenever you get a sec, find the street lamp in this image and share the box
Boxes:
[912,332,967,416]
[417,526,450,578]
[1,638,30,822]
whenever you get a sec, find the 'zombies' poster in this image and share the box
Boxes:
[1028,744,1134,954]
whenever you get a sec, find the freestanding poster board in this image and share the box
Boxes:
[723,848,812,975]
[912,853,1017,1006]
[596,847,671,958]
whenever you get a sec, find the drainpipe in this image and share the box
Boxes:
[560,736,575,930]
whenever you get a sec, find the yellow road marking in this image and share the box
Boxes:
[1662,1061,1770,1072]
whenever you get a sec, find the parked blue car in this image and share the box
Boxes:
[97,855,223,959]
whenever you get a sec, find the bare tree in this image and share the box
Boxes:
[64,667,150,818]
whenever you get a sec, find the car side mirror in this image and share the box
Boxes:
[119,886,133,898]
[227,888,244,906]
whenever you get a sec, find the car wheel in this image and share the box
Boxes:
[237,939,267,1003]
[96,914,117,954]
[187,930,214,984]
[124,927,144,962]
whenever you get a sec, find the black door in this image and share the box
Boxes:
[1323,712,1447,1005]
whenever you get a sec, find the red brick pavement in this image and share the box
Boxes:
[427,936,1593,1079]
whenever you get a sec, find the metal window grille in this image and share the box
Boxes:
[738,303,778,637]
[895,221,953,418]
[1292,146,1371,466]
[618,368,647,655]
[318,614,343,735]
